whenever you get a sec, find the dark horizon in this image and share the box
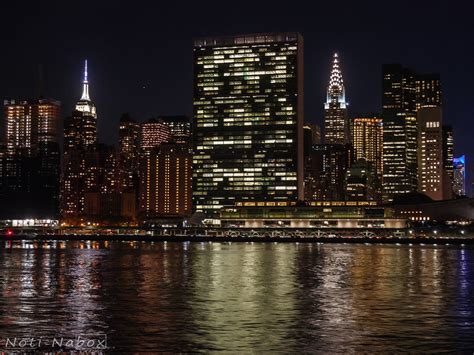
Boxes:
[2,1,473,191]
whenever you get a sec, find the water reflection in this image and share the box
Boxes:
[0,241,473,352]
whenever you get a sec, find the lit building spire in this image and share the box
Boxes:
[326,52,346,108]
[80,59,90,101]
[324,52,349,145]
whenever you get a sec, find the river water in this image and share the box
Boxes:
[0,240,473,352]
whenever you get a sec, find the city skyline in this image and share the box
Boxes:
[1,2,472,191]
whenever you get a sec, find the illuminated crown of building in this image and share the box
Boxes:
[325,53,347,109]
[75,59,97,118]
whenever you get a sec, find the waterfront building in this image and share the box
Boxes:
[304,143,353,201]
[324,53,349,145]
[351,115,383,179]
[453,156,466,196]
[219,200,406,229]
[2,98,61,218]
[139,143,192,219]
[140,118,172,151]
[382,64,417,201]
[193,33,304,215]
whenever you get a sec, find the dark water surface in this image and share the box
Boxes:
[0,240,473,352]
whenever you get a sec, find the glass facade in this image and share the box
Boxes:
[193,33,304,215]
[382,64,417,201]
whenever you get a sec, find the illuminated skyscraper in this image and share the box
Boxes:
[453,156,466,197]
[61,60,99,219]
[324,53,349,145]
[139,143,192,218]
[159,115,191,144]
[416,74,441,111]
[1,98,61,218]
[118,113,140,192]
[352,115,383,179]
[417,107,444,200]
[305,143,353,201]
[140,118,172,151]
[382,64,417,201]
[193,33,304,215]
[442,125,454,193]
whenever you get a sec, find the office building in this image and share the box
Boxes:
[139,143,192,218]
[118,113,140,192]
[140,118,172,151]
[2,98,61,218]
[351,115,383,179]
[345,158,379,201]
[61,60,99,219]
[382,64,417,201]
[324,53,349,145]
[442,125,454,195]
[159,115,191,144]
[305,143,353,201]
[453,156,466,196]
[193,33,304,215]
[417,107,444,200]
[415,74,441,111]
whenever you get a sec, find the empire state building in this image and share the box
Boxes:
[324,53,349,144]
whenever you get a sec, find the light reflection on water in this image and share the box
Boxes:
[0,241,473,352]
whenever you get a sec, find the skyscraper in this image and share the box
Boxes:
[453,156,466,197]
[159,115,191,144]
[2,98,61,218]
[324,53,349,145]
[140,118,171,151]
[118,113,140,192]
[139,143,192,219]
[345,158,378,201]
[382,64,417,201]
[61,60,99,219]
[305,143,353,201]
[351,115,383,180]
[442,125,454,194]
[193,33,304,215]
[417,107,444,200]
[415,74,441,110]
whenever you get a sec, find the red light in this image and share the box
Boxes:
[6,230,13,237]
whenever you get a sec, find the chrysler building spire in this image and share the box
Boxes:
[324,52,350,144]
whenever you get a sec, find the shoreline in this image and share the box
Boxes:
[1,234,474,245]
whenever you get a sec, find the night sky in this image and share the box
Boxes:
[2,1,473,189]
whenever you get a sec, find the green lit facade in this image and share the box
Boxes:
[193,33,304,215]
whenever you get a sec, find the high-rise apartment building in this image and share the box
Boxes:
[139,143,192,218]
[193,33,304,215]
[352,115,383,179]
[324,53,349,145]
[382,64,417,201]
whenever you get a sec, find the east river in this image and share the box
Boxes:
[0,240,473,352]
